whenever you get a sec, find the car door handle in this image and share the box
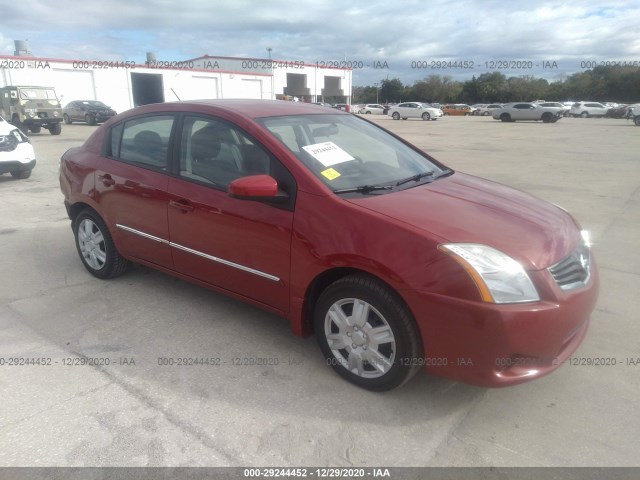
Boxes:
[97,174,115,187]
[169,199,195,213]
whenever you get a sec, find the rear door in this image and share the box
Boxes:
[95,114,176,269]
[166,115,295,313]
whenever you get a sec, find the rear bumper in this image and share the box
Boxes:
[402,261,599,387]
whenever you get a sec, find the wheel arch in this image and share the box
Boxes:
[297,266,414,337]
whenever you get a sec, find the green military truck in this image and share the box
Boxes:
[0,86,63,135]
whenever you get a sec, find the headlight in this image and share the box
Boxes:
[438,243,540,303]
[53,111,60,117]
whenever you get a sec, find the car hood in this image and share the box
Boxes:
[347,172,578,270]
[0,121,18,135]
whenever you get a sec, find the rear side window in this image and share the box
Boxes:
[111,115,174,169]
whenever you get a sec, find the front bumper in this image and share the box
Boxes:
[0,159,36,174]
[402,259,599,387]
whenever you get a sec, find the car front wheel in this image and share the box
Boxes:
[422,112,430,120]
[73,209,129,279]
[314,274,423,391]
[63,114,72,124]
[634,116,640,126]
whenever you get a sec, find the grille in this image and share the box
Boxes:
[549,242,591,291]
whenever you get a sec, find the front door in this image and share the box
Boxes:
[167,115,295,313]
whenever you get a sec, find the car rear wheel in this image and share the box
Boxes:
[500,113,511,122]
[422,112,430,121]
[581,111,589,118]
[392,112,400,120]
[634,116,640,126]
[73,209,129,279]
[63,114,72,124]
[10,169,32,179]
[483,111,490,116]
[314,274,423,391]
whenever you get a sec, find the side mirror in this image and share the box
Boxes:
[228,175,289,204]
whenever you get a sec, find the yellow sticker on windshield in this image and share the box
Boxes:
[321,168,341,180]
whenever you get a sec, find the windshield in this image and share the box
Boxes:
[81,101,108,107]
[19,88,58,101]
[259,114,447,193]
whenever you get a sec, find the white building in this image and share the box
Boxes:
[0,52,352,114]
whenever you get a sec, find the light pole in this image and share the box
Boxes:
[374,82,379,104]
[266,47,273,100]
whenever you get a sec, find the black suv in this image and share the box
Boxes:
[63,100,117,126]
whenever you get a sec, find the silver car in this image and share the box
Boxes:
[388,102,443,121]
[359,104,386,115]
[492,103,562,123]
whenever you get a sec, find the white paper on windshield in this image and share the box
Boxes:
[302,141,354,167]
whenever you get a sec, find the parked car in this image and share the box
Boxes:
[470,104,487,116]
[492,102,563,122]
[63,100,117,126]
[60,100,598,391]
[360,104,385,115]
[0,115,36,179]
[605,104,631,118]
[538,102,570,116]
[569,102,608,118]
[388,102,443,120]
[442,104,473,116]
[475,104,503,116]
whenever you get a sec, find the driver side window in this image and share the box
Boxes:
[179,116,272,188]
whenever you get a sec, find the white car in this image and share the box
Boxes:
[491,103,562,123]
[569,102,608,118]
[359,104,385,115]
[388,102,443,121]
[475,104,503,116]
[538,102,570,116]
[0,116,36,179]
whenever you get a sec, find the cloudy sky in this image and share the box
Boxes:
[2,0,639,85]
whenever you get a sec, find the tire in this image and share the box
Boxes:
[483,111,490,116]
[314,274,423,391]
[365,111,371,114]
[581,111,589,118]
[421,112,431,121]
[29,126,42,134]
[85,114,96,126]
[10,169,31,179]
[464,113,470,116]
[392,112,400,120]
[500,113,511,122]
[443,112,449,116]
[73,209,129,279]
[402,117,407,120]
[634,116,640,126]
[541,112,553,123]
[63,114,72,124]
[49,123,62,135]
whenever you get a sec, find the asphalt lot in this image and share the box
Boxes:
[1,115,639,467]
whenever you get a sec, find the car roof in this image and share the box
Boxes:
[122,99,347,119]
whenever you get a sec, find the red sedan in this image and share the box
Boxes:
[59,100,598,391]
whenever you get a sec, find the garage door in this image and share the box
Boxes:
[184,76,219,100]
[52,69,95,103]
[241,79,263,99]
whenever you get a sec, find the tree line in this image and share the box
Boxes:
[353,66,640,105]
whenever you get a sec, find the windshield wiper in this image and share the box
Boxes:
[395,171,435,186]
[333,184,394,194]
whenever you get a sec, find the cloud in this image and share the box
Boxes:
[1,0,638,85]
